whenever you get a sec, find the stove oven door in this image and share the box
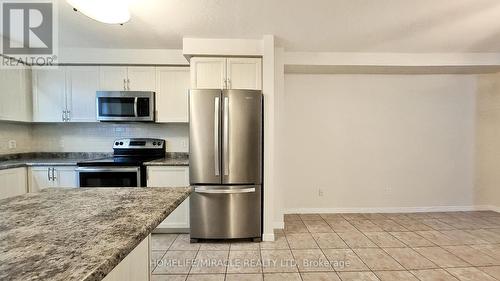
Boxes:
[76,167,141,187]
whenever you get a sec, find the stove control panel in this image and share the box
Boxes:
[113,138,165,150]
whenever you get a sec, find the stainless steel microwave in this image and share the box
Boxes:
[96,91,155,122]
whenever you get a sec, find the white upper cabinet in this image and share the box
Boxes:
[33,66,99,122]
[31,65,188,123]
[99,66,155,91]
[99,66,128,91]
[226,58,262,90]
[190,57,227,89]
[190,57,262,90]
[66,66,99,122]
[33,68,67,122]
[156,67,190,123]
[0,68,32,122]
[127,67,156,91]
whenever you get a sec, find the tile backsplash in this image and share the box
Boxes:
[0,122,189,154]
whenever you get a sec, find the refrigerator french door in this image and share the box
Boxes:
[189,89,262,240]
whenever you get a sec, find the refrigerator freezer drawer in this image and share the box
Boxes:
[190,185,262,239]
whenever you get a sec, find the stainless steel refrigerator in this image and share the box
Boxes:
[189,89,262,241]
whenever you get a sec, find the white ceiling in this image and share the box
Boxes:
[59,0,500,52]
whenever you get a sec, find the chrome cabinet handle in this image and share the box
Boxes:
[214,96,220,176]
[223,96,229,176]
[123,78,127,90]
[127,78,130,90]
[47,168,51,181]
[195,186,256,194]
[52,168,57,181]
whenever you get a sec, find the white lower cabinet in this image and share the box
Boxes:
[29,166,77,192]
[103,236,150,281]
[147,166,190,230]
[0,167,28,200]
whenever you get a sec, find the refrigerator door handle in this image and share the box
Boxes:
[223,96,229,176]
[194,186,256,194]
[214,96,220,176]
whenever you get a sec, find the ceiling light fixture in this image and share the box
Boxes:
[66,0,131,25]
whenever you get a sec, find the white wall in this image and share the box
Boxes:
[476,73,500,209]
[0,123,32,155]
[31,123,189,153]
[279,74,476,212]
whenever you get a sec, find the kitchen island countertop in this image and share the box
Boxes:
[0,186,192,281]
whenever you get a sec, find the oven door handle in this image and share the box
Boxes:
[75,167,141,173]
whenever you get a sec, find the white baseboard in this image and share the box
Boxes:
[262,233,275,242]
[475,205,500,212]
[271,205,500,230]
[284,205,478,214]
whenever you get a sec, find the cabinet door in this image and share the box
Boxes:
[19,68,33,122]
[127,67,156,91]
[190,57,226,89]
[155,67,190,122]
[66,66,99,122]
[102,237,149,281]
[29,167,54,193]
[32,68,66,122]
[0,167,27,200]
[226,58,262,90]
[99,66,127,91]
[54,166,77,188]
[0,68,32,122]
[147,166,190,230]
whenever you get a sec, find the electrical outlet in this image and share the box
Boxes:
[318,188,324,197]
[8,140,16,149]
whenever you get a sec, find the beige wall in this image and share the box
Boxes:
[279,74,476,212]
[0,123,32,155]
[476,73,500,209]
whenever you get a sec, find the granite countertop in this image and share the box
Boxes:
[0,153,112,170]
[0,187,192,281]
[0,152,189,170]
[144,152,189,166]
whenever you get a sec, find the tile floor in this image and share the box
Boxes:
[151,211,500,281]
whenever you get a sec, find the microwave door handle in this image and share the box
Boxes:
[134,97,138,117]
